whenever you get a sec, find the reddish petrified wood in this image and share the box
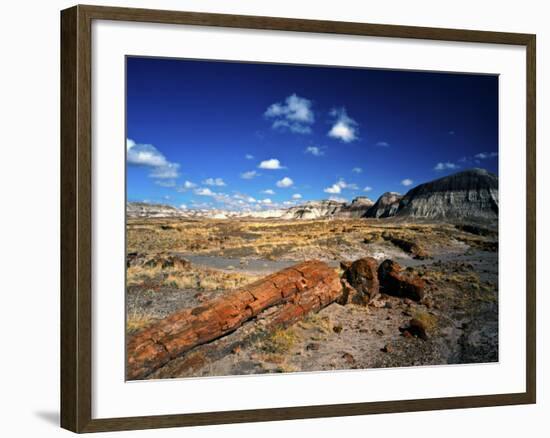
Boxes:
[377,259,425,301]
[127,260,342,380]
[342,257,380,303]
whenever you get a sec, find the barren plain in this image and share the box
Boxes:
[126,217,498,380]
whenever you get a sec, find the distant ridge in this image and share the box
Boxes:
[365,192,402,218]
[126,202,181,218]
[395,168,498,220]
[127,169,498,221]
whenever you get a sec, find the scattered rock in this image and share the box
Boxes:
[144,253,190,270]
[126,252,144,267]
[342,352,356,365]
[381,343,393,353]
[306,343,320,351]
[400,318,428,340]
[333,325,343,334]
[370,298,387,308]
[409,318,429,340]
[378,259,425,301]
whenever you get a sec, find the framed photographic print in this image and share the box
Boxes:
[60,4,536,433]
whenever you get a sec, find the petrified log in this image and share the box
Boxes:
[378,259,425,301]
[127,260,342,380]
[338,278,365,306]
[342,257,380,303]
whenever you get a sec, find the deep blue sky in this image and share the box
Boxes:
[126,56,498,211]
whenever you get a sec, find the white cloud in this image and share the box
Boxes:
[177,180,197,192]
[305,146,325,156]
[324,179,357,194]
[292,193,302,199]
[324,184,342,194]
[262,189,275,195]
[203,177,226,187]
[328,108,358,143]
[375,141,389,147]
[240,170,259,179]
[401,178,414,187]
[127,138,181,180]
[195,187,215,196]
[258,158,285,170]
[260,198,272,204]
[475,152,498,160]
[352,167,362,173]
[155,180,177,188]
[265,94,314,134]
[276,177,294,188]
[245,154,254,160]
[363,186,373,192]
[179,204,187,209]
[458,152,498,166]
[149,163,180,179]
[434,162,460,171]
[233,193,257,203]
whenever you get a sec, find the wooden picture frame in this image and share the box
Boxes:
[61,4,536,433]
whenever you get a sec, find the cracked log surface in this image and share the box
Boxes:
[127,260,342,380]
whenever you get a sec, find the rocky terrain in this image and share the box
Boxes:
[126,216,498,380]
[125,168,499,379]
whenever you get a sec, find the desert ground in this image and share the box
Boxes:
[126,217,498,380]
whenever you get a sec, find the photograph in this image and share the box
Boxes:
[125,56,499,381]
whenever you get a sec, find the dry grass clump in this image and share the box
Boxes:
[127,262,259,291]
[298,313,333,335]
[411,309,438,332]
[259,328,299,354]
[127,264,163,287]
[126,310,156,334]
[163,267,259,291]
